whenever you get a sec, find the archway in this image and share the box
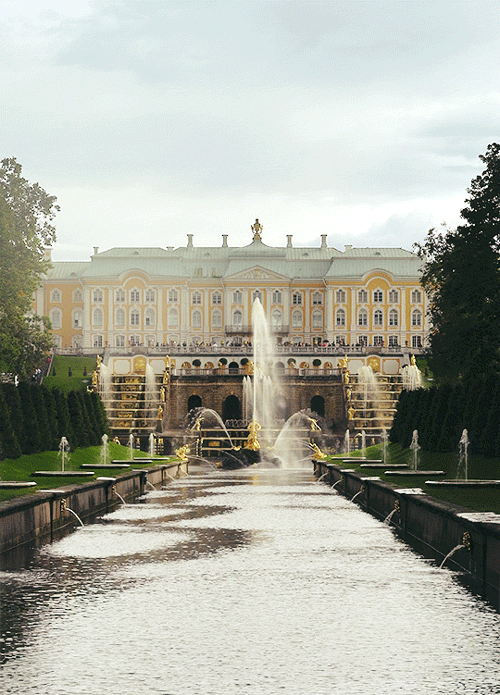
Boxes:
[222,395,242,422]
[187,395,202,413]
[310,395,325,419]
[228,361,239,374]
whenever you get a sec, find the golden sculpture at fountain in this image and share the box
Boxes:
[309,442,327,460]
[175,444,190,462]
[244,419,261,451]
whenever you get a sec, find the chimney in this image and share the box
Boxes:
[344,244,352,251]
[321,234,327,248]
[93,246,99,256]
[187,234,193,248]
[44,247,52,261]
[222,234,228,247]
[286,235,293,247]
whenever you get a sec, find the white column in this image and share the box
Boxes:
[83,286,91,349]
[326,286,334,341]
[180,286,189,341]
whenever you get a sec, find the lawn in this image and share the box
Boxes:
[43,355,97,394]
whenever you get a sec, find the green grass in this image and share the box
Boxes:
[329,443,500,513]
[0,443,174,503]
[43,355,98,394]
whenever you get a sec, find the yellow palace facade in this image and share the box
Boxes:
[35,222,427,352]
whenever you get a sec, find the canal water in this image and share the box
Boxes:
[1,467,500,694]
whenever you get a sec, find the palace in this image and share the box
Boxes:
[36,220,427,352]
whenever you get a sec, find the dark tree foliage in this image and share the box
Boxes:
[0,387,22,460]
[52,388,72,442]
[415,144,500,384]
[41,386,60,450]
[67,391,89,448]
[89,391,110,437]
[16,382,42,454]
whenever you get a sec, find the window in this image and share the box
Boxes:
[358,289,368,303]
[374,309,383,327]
[192,291,202,305]
[115,308,125,327]
[115,335,125,347]
[336,289,346,303]
[168,309,178,327]
[388,309,398,326]
[292,310,302,328]
[412,335,422,348]
[50,308,62,329]
[358,335,368,347]
[212,310,222,328]
[145,308,155,327]
[145,289,155,302]
[192,310,202,328]
[92,308,103,327]
[233,310,242,326]
[252,290,262,303]
[168,289,178,303]
[358,308,368,326]
[50,289,61,303]
[272,310,282,328]
[73,310,83,328]
[389,289,399,303]
[336,308,346,327]
[115,289,125,303]
[312,291,323,305]
[412,309,422,327]
[272,290,282,304]
[93,335,103,348]
[373,290,383,302]
[335,335,346,345]
[130,309,140,326]
[374,335,384,347]
[93,289,103,303]
[73,289,83,303]
[130,289,140,303]
[233,290,242,304]
[312,310,323,328]
[292,291,302,305]
[212,291,222,305]
[411,289,422,304]
[388,335,399,347]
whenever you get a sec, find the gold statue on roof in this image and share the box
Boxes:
[251,219,263,240]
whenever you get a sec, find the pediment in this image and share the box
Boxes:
[224,265,291,282]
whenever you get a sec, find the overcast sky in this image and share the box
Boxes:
[2,0,499,261]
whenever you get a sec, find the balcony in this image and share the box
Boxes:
[224,324,289,335]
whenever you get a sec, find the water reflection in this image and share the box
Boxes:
[1,467,500,694]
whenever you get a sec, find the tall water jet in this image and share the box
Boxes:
[145,363,157,421]
[243,375,253,422]
[458,429,469,481]
[410,430,420,471]
[99,362,112,403]
[99,434,110,466]
[58,437,70,471]
[401,355,423,391]
[149,432,155,458]
[344,430,350,456]
[128,433,135,460]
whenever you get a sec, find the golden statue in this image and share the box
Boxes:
[348,406,356,421]
[193,417,202,431]
[338,356,348,370]
[346,387,351,401]
[160,386,166,402]
[92,370,98,387]
[309,442,327,460]
[96,355,102,370]
[157,404,163,420]
[309,417,321,431]
[344,370,350,384]
[246,360,254,375]
[165,355,170,369]
[244,419,261,451]
[175,444,190,462]
[410,354,416,366]
[251,218,263,240]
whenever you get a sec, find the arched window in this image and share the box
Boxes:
[388,335,399,347]
[292,310,302,328]
[115,335,125,347]
[188,395,202,412]
[312,291,322,305]
[130,288,140,303]
[50,289,61,302]
[374,309,383,327]
[272,310,282,329]
[252,290,262,303]
[373,289,383,302]
[222,395,242,421]
[412,335,422,348]
[389,309,398,326]
[389,289,399,303]
[73,309,83,328]
[192,291,202,305]
[212,291,222,305]
[93,289,103,303]
[312,310,323,328]
[130,309,140,327]
[336,308,346,327]
[50,308,62,329]
[168,308,178,327]
[310,395,325,418]
[212,310,222,328]
[292,291,302,305]
[145,289,155,302]
[358,289,367,303]
[411,289,422,303]
[358,308,368,326]
[412,309,422,327]
[93,334,103,348]
[168,289,178,303]
[233,310,242,326]
[272,290,282,304]
[115,308,125,327]
[92,308,103,327]
[73,289,83,303]
[374,335,384,346]
[115,289,125,303]
[192,310,202,328]
[336,289,346,303]
[145,308,155,327]
[233,290,242,304]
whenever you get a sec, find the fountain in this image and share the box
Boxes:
[60,498,84,527]
[439,532,471,569]
[128,433,135,460]
[427,428,500,488]
[32,437,95,478]
[149,433,155,458]
[401,357,423,391]
[58,436,70,472]
[410,429,420,471]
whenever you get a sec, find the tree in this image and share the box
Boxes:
[0,159,59,378]
[416,144,500,383]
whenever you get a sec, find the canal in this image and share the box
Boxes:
[1,466,500,694]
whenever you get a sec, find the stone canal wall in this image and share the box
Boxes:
[314,460,500,610]
[0,462,187,564]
